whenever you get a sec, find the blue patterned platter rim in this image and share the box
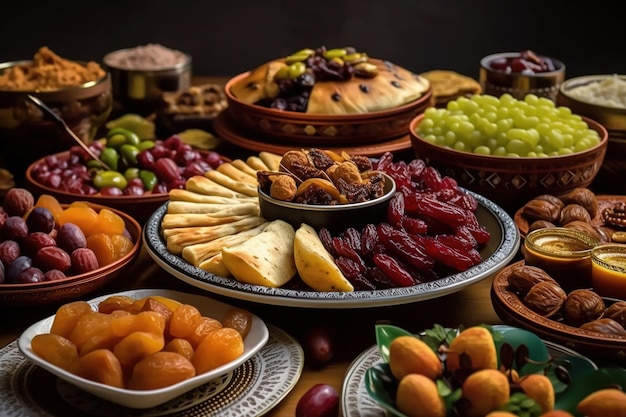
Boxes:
[143,191,520,308]
[2,323,303,416]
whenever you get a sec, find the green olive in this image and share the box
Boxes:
[344,53,367,64]
[93,170,128,190]
[274,66,291,80]
[288,62,306,79]
[323,48,347,59]
[285,53,312,65]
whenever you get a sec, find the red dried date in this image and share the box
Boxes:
[331,237,366,268]
[412,233,477,271]
[398,216,428,235]
[376,224,434,272]
[71,247,99,274]
[387,192,405,226]
[372,253,416,287]
[22,232,56,256]
[0,240,21,266]
[360,223,378,256]
[404,194,469,227]
[342,228,362,253]
[318,228,335,256]
[335,257,375,290]
[33,246,71,272]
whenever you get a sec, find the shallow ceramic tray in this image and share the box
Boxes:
[143,191,519,308]
[2,323,301,416]
[213,111,413,157]
[491,260,626,364]
[17,289,270,409]
[341,324,600,417]
[513,194,626,239]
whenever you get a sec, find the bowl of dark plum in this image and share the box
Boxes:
[0,187,142,308]
[25,134,226,223]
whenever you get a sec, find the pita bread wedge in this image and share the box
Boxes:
[230,159,259,177]
[185,175,250,199]
[205,170,258,197]
[259,152,282,172]
[198,253,231,277]
[217,162,258,185]
[246,156,270,171]
[166,201,259,216]
[169,189,255,204]
[222,220,296,288]
[162,213,251,229]
[164,216,266,254]
[182,223,268,266]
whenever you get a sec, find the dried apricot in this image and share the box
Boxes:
[93,208,125,236]
[68,311,113,350]
[57,205,100,237]
[191,327,244,374]
[80,325,121,356]
[169,304,202,339]
[163,338,194,361]
[188,316,222,349]
[113,331,164,367]
[31,333,78,371]
[70,349,124,388]
[86,233,116,266]
[144,295,182,313]
[97,295,137,314]
[50,301,93,339]
[111,234,135,260]
[110,311,166,338]
[34,194,63,223]
[129,351,196,390]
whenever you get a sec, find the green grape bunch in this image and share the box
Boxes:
[416,93,602,158]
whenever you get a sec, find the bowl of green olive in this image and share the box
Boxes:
[409,93,608,210]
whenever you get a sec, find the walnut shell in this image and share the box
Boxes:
[560,204,592,225]
[507,265,556,296]
[563,289,605,326]
[522,281,567,317]
[560,188,598,219]
[602,301,626,327]
[580,318,626,336]
[521,199,561,223]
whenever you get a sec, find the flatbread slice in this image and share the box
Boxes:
[169,189,255,204]
[230,159,259,177]
[222,220,296,288]
[217,162,258,185]
[246,156,270,171]
[205,170,258,197]
[185,175,250,199]
[166,201,259,216]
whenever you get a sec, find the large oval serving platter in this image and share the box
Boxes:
[143,191,520,308]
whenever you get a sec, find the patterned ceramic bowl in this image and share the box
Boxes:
[409,114,608,211]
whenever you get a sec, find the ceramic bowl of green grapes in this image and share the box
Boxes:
[409,93,608,211]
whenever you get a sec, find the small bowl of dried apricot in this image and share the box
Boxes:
[17,289,269,409]
[256,148,396,232]
[0,187,141,307]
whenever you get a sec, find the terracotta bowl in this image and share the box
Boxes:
[491,260,626,364]
[0,61,112,177]
[258,173,396,232]
[409,114,608,211]
[0,203,142,308]
[224,72,433,146]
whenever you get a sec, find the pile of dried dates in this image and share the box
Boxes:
[520,187,626,242]
[507,264,626,336]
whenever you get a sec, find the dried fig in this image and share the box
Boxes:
[560,204,592,225]
[521,199,561,223]
[523,281,567,317]
[563,289,605,326]
[560,188,598,219]
[602,301,626,327]
[507,264,556,296]
[580,318,626,336]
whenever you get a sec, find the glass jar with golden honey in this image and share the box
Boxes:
[591,243,626,300]
[523,227,599,292]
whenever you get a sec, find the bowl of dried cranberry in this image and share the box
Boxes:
[479,50,565,101]
[0,188,142,308]
[25,135,226,223]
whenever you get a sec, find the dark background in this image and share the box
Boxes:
[1,0,624,80]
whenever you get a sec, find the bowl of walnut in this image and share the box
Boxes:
[257,148,396,232]
[491,260,626,364]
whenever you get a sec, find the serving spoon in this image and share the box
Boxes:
[26,94,112,171]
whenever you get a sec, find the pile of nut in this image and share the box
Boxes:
[520,187,625,242]
[507,264,626,336]
[257,148,386,205]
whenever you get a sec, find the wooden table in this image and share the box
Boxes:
[1,75,620,416]
[0,245,503,416]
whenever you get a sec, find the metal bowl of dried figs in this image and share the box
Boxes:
[491,260,626,364]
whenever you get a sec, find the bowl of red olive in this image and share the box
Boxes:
[479,50,565,101]
[25,130,226,223]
